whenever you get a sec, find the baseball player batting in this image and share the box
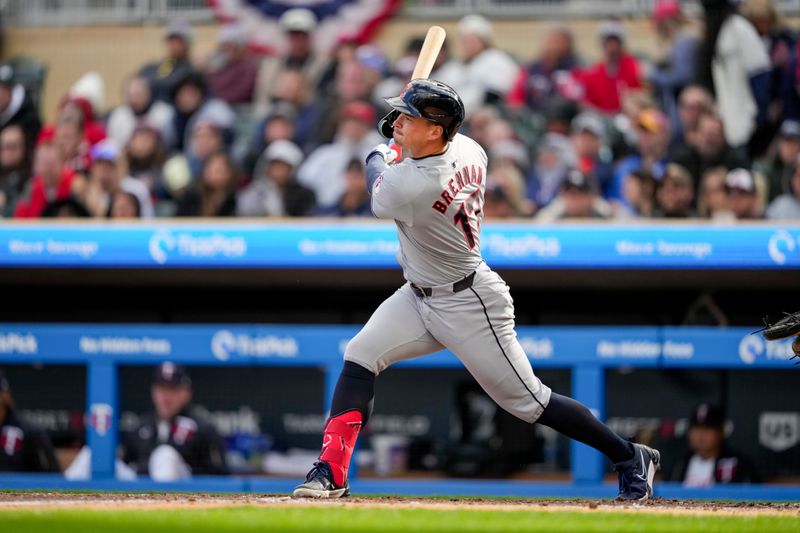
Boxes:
[292,79,660,501]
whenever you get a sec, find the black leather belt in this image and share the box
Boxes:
[411,271,476,298]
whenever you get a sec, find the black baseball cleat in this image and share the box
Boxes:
[291,461,350,499]
[613,443,661,501]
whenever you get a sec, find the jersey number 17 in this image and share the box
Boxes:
[453,188,483,250]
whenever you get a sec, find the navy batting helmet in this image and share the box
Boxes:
[378,79,465,141]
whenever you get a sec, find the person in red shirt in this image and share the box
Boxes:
[576,19,643,115]
[14,143,76,218]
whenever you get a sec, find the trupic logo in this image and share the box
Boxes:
[0,332,38,354]
[768,230,798,265]
[89,403,113,436]
[211,330,298,361]
[149,231,247,265]
[738,334,795,364]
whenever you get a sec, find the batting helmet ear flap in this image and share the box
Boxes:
[378,110,400,139]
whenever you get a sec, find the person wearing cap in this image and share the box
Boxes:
[13,142,76,218]
[0,369,60,473]
[647,1,699,134]
[674,85,715,146]
[237,139,315,217]
[119,363,228,480]
[610,108,671,203]
[571,112,614,194]
[0,63,42,150]
[615,168,658,219]
[138,19,195,103]
[757,119,800,201]
[77,139,154,218]
[669,404,759,486]
[654,162,696,218]
[696,0,770,150]
[766,155,800,219]
[298,100,383,209]
[253,7,329,118]
[527,132,577,210]
[725,167,764,219]
[507,24,581,113]
[449,14,518,115]
[574,18,643,115]
[535,169,612,222]
[204,24,259,105]
[106,75,176,151]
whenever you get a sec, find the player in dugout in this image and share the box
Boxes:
[292,79,660,501]
[0,369,60,473]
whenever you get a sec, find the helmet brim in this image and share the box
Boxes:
[384,96,422,118]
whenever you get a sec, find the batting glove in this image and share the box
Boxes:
[368,143,402,165]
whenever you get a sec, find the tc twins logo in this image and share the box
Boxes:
[89,403,113,436]
[1,426,24,455]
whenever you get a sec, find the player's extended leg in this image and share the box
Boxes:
[292,285,444,498]
[423,265,659,501]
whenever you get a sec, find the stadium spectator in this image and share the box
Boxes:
[766,157,800,219]
[14,143,76,218]
[76,139,154,218]
[452,14,519,114]
[669,403,759,486]
[139,19,195,104]
[740,0,797,125]
[53,114,90,178]
[316,158,371,217]
[536,169,612,221]
[654,163,696,217]
[125,124,167,201]
[0,124,32,217]
[507,23,581,112]
[757,119,800,201]
[204,24,259,105]
[674,85,715,146]
[725,167,764,219]
[0,63,41,150]
[570,112,613,195]
[171,71,235,153]
[108,190,142,219]
[184,119,227,178]
[697,166,735,220]
[696,0,770,151]
[670,111,749,187]
[241,102,298,180]
[176,151,237,217]
[39,96,106,150]
[647,1,699,133]
[306,60,381,150]
[237,139,314,217]
[485,147,532,217]
[297,101,382,209]
[526,132,576,209]
[253,8,329,117]
[614,169,657,219]
[106,75,175,150]
[611,108,671,201]
[576,18,643,115]
[0,369,60,473]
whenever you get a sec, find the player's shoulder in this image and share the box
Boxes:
[453,133,487,161]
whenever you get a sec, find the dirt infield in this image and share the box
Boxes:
[0,492,797,517]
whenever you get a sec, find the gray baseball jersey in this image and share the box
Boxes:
[346,133,552,424]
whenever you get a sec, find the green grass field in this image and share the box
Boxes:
[0,505,797,533]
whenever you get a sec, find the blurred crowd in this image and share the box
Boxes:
[1,0,800,221]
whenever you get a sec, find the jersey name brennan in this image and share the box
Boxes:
[431,164,484,214]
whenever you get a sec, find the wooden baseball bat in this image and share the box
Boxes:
[411,26,446,80]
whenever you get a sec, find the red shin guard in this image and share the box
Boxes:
[318,410,363,487]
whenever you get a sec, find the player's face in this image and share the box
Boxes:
[688,426,723,459]
[392,113,443,154]
[152,383,192,420]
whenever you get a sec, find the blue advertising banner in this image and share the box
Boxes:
[0,223,798,269]
[0,324,796,369]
